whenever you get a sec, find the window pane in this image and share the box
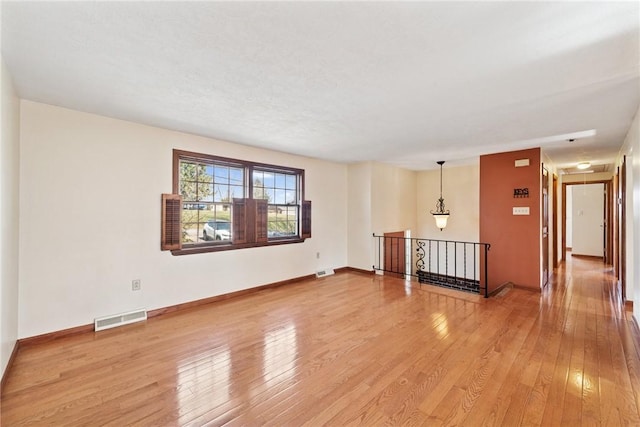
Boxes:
[179,162,213,202]
[180,180,197,201]
[265,189,275,203]
[286,206,297,217]
[181,208,200,223]
[263,172,274,187]
[274,189,286,204]
[214,184,229,202]
[266,203,298,238]
[230,185,243,199]
[285,174,296,190]
[180,161,198,181]
[202,218,231,241]
[212,203,231,221]
[200,184,214,202]
[275,173,286,188]
[182,222,199,244]
[214,166,229,183]
[253,187,265,199]
[286,190,296,204]
[253,171,264,188]
[230,168,243,185]
[199,164,212,180]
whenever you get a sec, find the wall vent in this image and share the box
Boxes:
[95,309,147,332]
[316,268,335,278]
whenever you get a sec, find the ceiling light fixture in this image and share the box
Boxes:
[431,161,450,231]
[577,162,591,170]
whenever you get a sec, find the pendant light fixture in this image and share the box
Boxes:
[431,161,450,230]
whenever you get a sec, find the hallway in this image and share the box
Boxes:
[2,257,640,425]
[532,255,640,425]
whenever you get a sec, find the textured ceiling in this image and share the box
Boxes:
[2,2,639,170]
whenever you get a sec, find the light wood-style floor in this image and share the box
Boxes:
[2,256,640,426]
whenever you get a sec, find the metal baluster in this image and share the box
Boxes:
[484,244,490,298]
[437,241,440,279]
[454,241,457,288]
[429,240,432,283]
[473,243,478,283]
[464,243,467,289]
[445,241,448,286]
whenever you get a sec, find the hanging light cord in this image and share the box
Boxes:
[434,161,448,214]
[439,162,443,200]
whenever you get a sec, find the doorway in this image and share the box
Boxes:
[553,174,559,268]
[562,180,613,263]
[542,166,549,287]
[620,157,627,299]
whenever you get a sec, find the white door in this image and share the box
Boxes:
[572,183,604,257]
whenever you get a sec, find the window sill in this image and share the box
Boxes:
[171,237,306,256]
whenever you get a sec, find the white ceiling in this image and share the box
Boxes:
[2,1,638,171]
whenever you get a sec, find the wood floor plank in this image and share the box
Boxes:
[540,273,574,426]
[457,306,537,426]
[2,256,639,426]
[561,273,586,426]
[582,307,602,426]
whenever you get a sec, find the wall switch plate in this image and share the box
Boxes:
[513,207,530,215]
[132,279,141,291]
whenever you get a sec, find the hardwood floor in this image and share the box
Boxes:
[2,256,640,426]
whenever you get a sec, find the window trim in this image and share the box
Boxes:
[170,149,308,255]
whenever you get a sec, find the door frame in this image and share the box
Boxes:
[542,165,549,287]
[561,179,613,262]
[553,174,559,268]
[620,157,627,300]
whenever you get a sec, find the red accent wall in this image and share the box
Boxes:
[480,148,541,292]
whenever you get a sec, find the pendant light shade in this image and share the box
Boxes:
[433,213,449,230]
[431,161,450,230]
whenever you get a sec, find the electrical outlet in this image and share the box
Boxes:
[132,279,141,291]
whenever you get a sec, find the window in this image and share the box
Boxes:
[161,150,311,254]
[179,158,244,244]
[252,169,300,238]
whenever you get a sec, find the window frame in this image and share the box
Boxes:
[171,149,307,255]
[251,166,302,240]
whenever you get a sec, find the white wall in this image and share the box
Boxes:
[627,107,638,317]
[18,101,348,338]
[566,186,573,247]
[371,162,417,234]
[627,157,634,305]
[1,58,21,376]
[571,183,604,257]
[371,162,417,275]
[562,171,613,183]
[347,162,373,271]
[415,164,480,279]
[416,164,479,242]
[618,104,638,314]
[347,161,418,272]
